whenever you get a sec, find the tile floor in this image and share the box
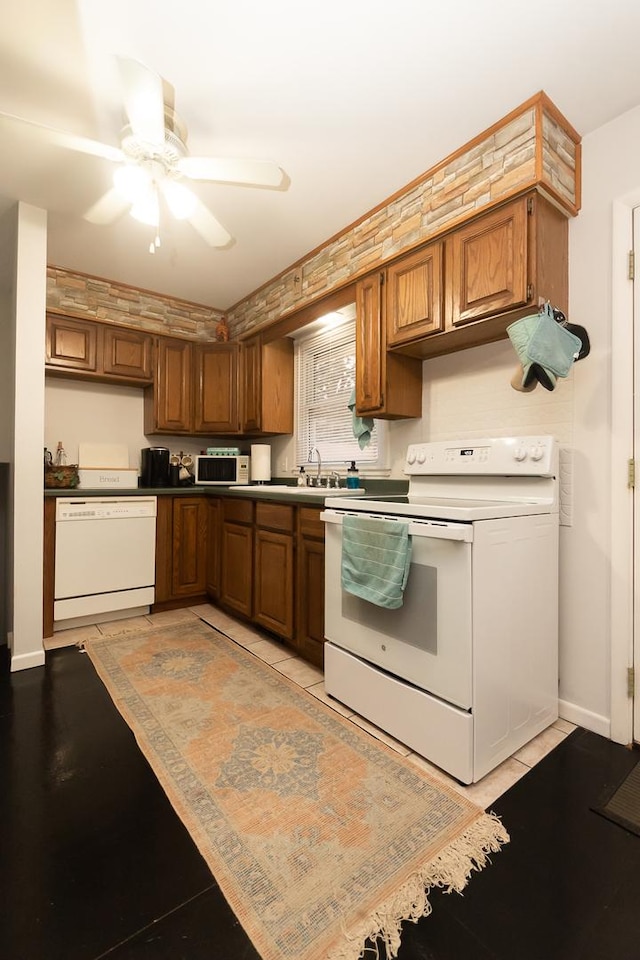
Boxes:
[5,605,635,959]
[45,602,577,808]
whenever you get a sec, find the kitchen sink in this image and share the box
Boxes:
[234,485,365,496]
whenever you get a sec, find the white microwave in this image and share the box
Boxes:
[194,455,250,485]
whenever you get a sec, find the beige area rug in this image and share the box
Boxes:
[84,620,509,960]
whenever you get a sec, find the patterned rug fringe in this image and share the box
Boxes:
[330,812,509,960]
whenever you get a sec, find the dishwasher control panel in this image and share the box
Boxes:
[55,497,157,521]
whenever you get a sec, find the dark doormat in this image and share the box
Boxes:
[593,759,640,836]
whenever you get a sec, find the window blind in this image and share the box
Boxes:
[294,318,379,467]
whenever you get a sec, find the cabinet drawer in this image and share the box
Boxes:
[255,501,294,533]
[223,498,254,525]
[298,507,325,539]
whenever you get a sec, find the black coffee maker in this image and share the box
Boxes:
[140,447,170,487]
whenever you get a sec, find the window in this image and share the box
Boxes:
[294,312,384,469]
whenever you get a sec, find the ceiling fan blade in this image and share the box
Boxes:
[0,112,123,162]
[84,187,132,225]
[187,199,233,247]
[117,56,165,145]
[177,156,284,188]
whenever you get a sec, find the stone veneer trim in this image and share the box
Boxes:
[46,92,580,347]
[47,266,226,342]
[225,90,580,339]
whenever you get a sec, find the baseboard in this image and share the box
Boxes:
[11,647,46,672]
[559,698,610,739]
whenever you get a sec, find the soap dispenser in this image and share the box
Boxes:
[297,466,307,486]
[346,461,360,489]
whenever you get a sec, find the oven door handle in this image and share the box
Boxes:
[321,510,473,542]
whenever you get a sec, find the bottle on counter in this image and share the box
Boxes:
[297,466,307,486]
[55,441,67,466]
[346,460,360,488]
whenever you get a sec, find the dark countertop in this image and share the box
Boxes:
[44,479,409,504]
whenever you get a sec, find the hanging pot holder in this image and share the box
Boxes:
[526,303,582,378]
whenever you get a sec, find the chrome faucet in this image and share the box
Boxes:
[309,447,322,486]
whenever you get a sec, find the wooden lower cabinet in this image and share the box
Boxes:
[296,507,325,667]
[172,497,208,598]
[212,498,326,665]
[154,496,208,605]
[206,497,221,597]
[220,499,254,618]
[254,503,295,640]
[44,492,327,666]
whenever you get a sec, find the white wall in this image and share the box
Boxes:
[0,204,18,648]
[567,103,640,739]
[12,202,48,672]
[44,378,244,475]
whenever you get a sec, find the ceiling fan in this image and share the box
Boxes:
[1,56,286,249]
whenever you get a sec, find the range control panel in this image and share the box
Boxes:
[405,436,557,477]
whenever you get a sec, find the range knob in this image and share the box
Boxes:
[513,446,527,462]
[416,448,426,464]
[530,444,545,461]
[406,448,417,465]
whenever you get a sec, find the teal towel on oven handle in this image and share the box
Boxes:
[340,515,412,609]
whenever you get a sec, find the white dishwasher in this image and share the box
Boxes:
[54,497,157,630]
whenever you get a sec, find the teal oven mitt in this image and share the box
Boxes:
[508,305,582,391]
[507,313,542,389]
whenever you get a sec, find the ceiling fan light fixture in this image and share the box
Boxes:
[162,179,197,219]
[113,163,149,203]
[130,183,160,227]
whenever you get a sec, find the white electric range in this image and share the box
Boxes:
[321,435,560,784]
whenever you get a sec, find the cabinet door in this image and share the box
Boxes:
[102,327,153,380]
[154,496,174,604]
[172,497,208,598]
[194,343,239,434]
[296,508,325,668]
[152,338,193,433]
[356,274,422,420]
[206,498,221,597]
[448,197,528,326]
[355,274,384,414]
[46,315,98,372]
[240,336,262,432]
[386,242,444,346]
[241,337,294,435]
[254,528,295,639]
[221,522,254,618]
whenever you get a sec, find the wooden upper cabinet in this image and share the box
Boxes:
[102,326,153,380]
[356,273,422,420]
[448,197,528,327]
[386,241,444,347]
[46,315,98,373]
[195,342,239,434]
[241,336,294,435]
[240,336,261,432]
[355,273,384,415]
[149,337,193,434]
[387,190,568,359]
[46,314,154,383]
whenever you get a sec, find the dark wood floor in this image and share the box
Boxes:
[2,640,640,960]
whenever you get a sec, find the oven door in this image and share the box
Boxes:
[322,509,473,709]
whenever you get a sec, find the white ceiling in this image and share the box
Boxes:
[2,0,640,312]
